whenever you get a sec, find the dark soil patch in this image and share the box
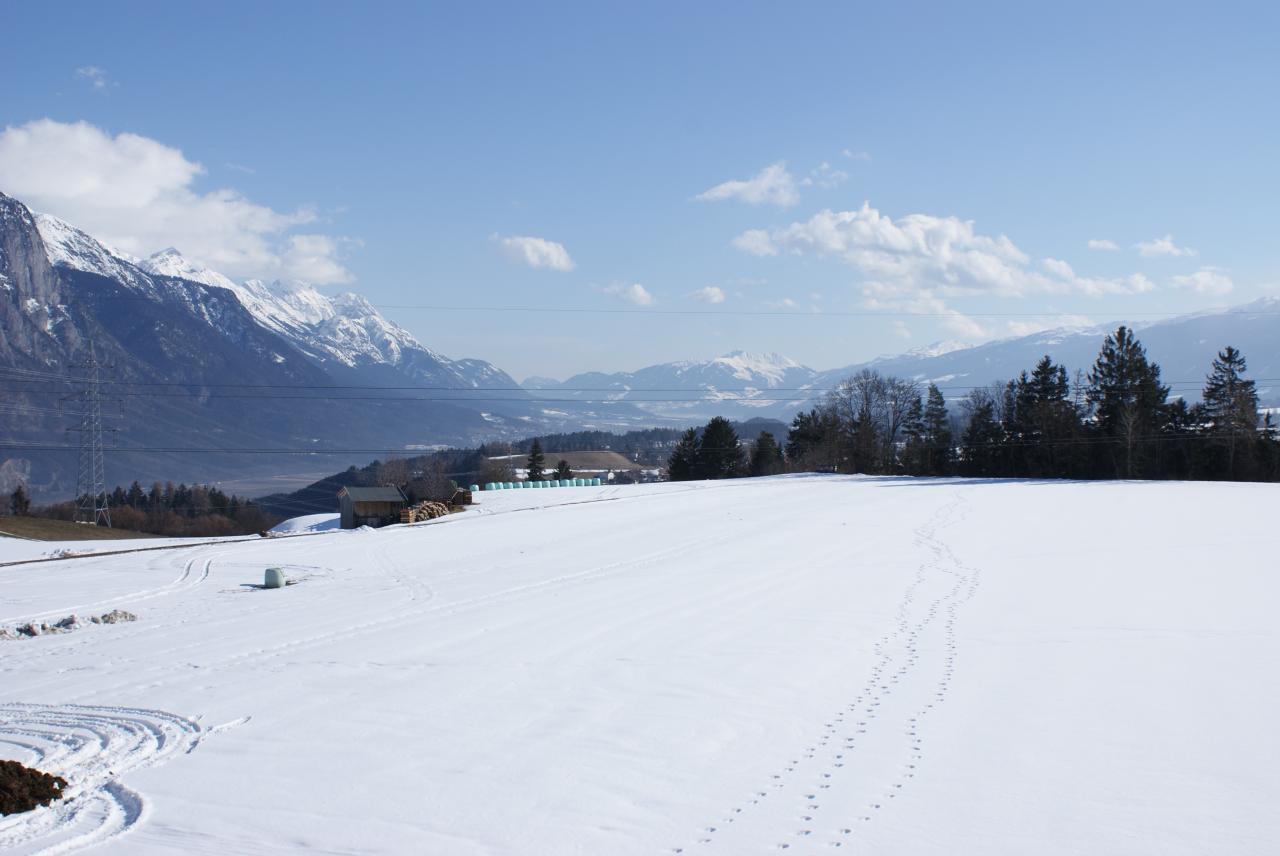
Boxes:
[0,759,68,815]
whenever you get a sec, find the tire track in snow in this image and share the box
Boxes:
[0,555,214,628]
[0,703,230,855]
[675,492,982,853]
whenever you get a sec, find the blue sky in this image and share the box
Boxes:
[2,1,1277,379]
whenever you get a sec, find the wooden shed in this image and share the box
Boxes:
[337,485,408,530]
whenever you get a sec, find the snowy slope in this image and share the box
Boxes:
[34,212,518,389]
[1,476,1276,854]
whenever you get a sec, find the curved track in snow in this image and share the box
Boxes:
[0,704,207,855]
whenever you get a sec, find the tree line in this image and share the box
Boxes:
[29,481,281,536]
[670,328,1280,483]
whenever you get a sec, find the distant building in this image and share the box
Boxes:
[337,485,407,530]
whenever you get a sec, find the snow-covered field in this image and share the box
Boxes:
[1,475,1276,854]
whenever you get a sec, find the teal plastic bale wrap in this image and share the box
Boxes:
[471,484,480,492]
[264,567,286,589]
[592,478,602,486]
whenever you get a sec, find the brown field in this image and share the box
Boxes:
[0,517,157,542]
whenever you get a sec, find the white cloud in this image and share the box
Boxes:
[841,149,872,161]
[1087,238,1119,251]
[76,66,109,91]
[695,162,798,207]
[800,161,849,189]
[731,228,778,257]
[605,282,654,306]
[766,297,798,310]
[733,203,1158,299]
[891,320,912,339]
[0,119,353,283]
[689,286,726,304]
[1135,234,1197,258]
[1042,258,1074,279]
[1172,267,1233,295]
[497,235,575,272]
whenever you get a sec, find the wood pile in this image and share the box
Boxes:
[399,501,452,524]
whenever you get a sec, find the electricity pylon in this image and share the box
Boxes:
[67,342,112,526]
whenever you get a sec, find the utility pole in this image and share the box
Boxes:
[67,342,113,527]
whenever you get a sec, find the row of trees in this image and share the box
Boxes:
[790,329,1278,481]
[667,417,785,480]
[34,481,280,536]
[671,329,1280,483]
[524,439,575,482]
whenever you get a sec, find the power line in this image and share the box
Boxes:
[65,343,114,527]
[75,294,1280,318]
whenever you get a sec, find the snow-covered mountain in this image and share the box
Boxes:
[39,216,514,390]
[527,351,821,420]
[529,307,1280,423]
[817,304,1280,408]
[1,191,638,497]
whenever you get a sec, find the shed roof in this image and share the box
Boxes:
[338,485,406,502]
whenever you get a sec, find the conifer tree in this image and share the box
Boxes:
[9,484,30,516]
[526,438,546,482]
[667,428,702,481]
[960,399,1002,476]
[786,408,840,470]
[554,459,573,481]
[922,384,953,474]
[1202,346,1259,478]
[699,416,745,479]
[900,396,927,474]
[1086,326,1169,477]
[749,431,784,477]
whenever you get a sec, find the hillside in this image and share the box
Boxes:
[2,476,1276,853]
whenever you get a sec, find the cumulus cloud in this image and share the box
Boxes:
[732,203,1157,300]
[1135,234,1196,258]
[689,286,726,304]
[842,149,872,161]
[496,235,575,271]
[1087,238,1119,251]
[605,282,654,306]
[1172,267,1233,295]
[0,119,353,283]
[695,162,798,207]
[76,66,109,91]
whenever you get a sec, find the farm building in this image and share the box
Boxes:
[337,485,408,530]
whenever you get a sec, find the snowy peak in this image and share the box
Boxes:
[26,201,517,391]
[140,247,238,291]
[710,351,806,384]
[34,212,149,290]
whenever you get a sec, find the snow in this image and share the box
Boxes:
[267,513,340,534]
[1,476,1276,854]
[712,350,805,384]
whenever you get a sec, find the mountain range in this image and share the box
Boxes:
[3,187,1277,499]
[0,191,650,498]
[523,309,1280,421]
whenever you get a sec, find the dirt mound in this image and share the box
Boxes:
[0,760,68,815]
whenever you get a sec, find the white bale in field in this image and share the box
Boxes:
[264,568,287,589]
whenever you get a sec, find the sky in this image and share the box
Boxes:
[1,1,1278,380]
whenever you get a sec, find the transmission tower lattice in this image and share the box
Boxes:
[68,342,113,527]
